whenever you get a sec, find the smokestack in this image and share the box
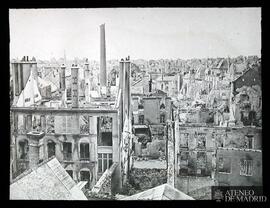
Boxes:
[100,24,107,87]
[71,64,79,108]
[60,64,66,91]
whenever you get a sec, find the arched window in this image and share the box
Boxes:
[18,139,29,159]
[47,140,56,158]
[161,84,164,90]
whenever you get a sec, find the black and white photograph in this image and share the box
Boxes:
[9,7,264,201]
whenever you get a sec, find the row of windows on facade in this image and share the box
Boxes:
[135,114,166,124]
[13,114,113,136]
[138,102,166,110]
[179,133,254,149]
[18,140,113,171]
[179,152,254,177]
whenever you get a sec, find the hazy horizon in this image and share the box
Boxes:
[10,8,261,61]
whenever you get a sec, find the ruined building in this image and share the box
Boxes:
[167,119,262,199]
[10,24,135,197]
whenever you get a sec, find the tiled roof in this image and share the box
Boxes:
[10,157,87,200]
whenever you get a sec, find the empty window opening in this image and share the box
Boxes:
[47,140,56,158]
[160,114,166,123]
[245,135,254,149]
[240,159,253,176]
[139,115,144,124]
[80,142,90,160]
[40,115,46,131]
[98,117,113,146]
[99,132,112,146]
[63,142,72,161]
[32,115,41,132]
[179,152,189,176]
[180,133,189,148]
[26,115,32,131]
[218,157,231,174]
[80,170,91,189]
[98,153,113,174]
[197,133,206,149]
[80,115,89,134]
[18,140,29,159]
[138,98,144,109]
[197,152,207,176]
[138,103,144,110]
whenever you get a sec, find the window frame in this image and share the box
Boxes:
[98,153,113,174]
[63,141,72,161]
[240,159,253,176]
[79,142,90,161]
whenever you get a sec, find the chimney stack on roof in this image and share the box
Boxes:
[71,64,79,108]
[60,64,66,91]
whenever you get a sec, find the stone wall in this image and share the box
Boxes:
[175,176,216,200]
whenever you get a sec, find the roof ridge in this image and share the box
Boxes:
[11,156,56,184]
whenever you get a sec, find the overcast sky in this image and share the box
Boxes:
[9,8,261,61]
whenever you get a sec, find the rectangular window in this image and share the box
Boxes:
[197,133,206,149]
[245,136,254,149]
[196,152,207,176]
[26,115,32,131]
[98,117,112,146]
[80,115,89,135]
[40,115,46,131]
[240,159,253,176]
[218,157,231,174]
[160,114,166,123]
[179,152,189,176]
[180,133,189,148]
[98,153,113,174]
[18,140,29,160]
[139,115,144,124]
[63,142,72,161]
[80,171,90,189]
[80,143,90,161]
[98,153,102,173]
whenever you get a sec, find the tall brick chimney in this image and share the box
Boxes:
[71,64,79,108]
[100,24,107,88]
